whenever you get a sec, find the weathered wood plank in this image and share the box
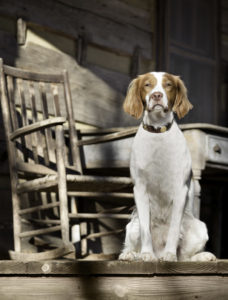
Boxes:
[156,261,218,274]
[86,45,131,74]
[85,63,131,94]
[0,260,227,275]
[16,43,137,127]
[0,275,228,299]
[217,259,228,274]
[0,0,153,58]
[0,15,16,34]
[62,0,152,32]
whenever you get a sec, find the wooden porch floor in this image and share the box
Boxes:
[0,260,228,299]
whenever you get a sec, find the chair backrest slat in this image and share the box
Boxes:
[39,82,53,166]
[51,84,61,117]
[17,78,28,126]
[6,75,18,132]
[28,81,41,164]
[63,71,82,173]
[3,64,64,83]
[28,81,50,166]
[50,83,68,164]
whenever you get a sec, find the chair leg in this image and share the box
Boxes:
[56,125,70,244]
[70,196,80,245]
[58,179,69,244]
[12,192,22,252]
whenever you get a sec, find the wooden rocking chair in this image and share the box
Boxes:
[0,58,133,261]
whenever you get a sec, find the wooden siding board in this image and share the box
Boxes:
[221,9,228,34]
[26,27,76,56]
[222,0,228,10]
[85,64,131,94]
[14,42,137,127]
[60,0,153,32]
[0,31,18,66]
[0,15,15,34]
[86,45,131,75]
[0,0,153,58]
[221,33,228,61]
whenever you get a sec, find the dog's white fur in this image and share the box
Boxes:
[119,72,216,262]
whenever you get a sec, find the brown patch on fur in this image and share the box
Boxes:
[163,73,193,119]
[123,73,157,119]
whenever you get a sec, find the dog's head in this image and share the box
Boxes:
[123,72,193,119]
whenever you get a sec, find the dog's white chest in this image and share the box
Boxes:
[130,122,191,214]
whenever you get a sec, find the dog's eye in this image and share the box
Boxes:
[145,83,151,87]
[166,82,172,87]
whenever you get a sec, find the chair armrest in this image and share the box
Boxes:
[77,127,137,146]
[10,117,66,140]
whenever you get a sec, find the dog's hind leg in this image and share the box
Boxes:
[178,214,216,261]
[119,211,140,261]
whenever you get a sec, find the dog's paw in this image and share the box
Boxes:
[118,251,137,261]
[190,252,216,262]
[137,252,157,262]
[159,252,177,262]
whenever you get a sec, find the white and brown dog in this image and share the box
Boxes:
[119,72,216,262]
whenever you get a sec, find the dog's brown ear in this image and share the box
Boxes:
[173,76,193,119]
[123,78,144,119]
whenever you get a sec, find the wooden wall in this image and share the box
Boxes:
[0,0,156,128]
[0,0,156,258]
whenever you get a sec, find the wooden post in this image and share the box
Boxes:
[17,18,27,45]
[63,70,83,173]
[0,59,22,251]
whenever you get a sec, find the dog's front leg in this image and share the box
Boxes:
[160,186,188,262]
[134,184,156,261]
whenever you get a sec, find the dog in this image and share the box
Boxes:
[119,72,216,262]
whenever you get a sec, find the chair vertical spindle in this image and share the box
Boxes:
[39,82,54,166]
[17,78,28,126]
[6,76,18,131]
[51,84,68,164]
[17,78,39,164]
[63,70,83,173]
[28,81,49,166]
[27,81,40,165]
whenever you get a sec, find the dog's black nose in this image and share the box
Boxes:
[151,92,163,101]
